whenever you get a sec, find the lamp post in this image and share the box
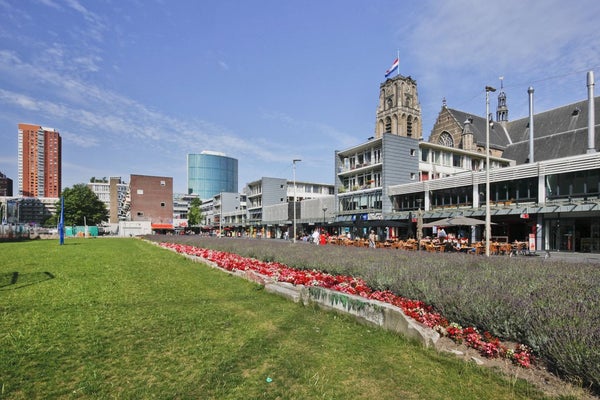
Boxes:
[416,198,423,251]
[485,85,496,257]
[292,159,301,243]
[218,192,222,238]
[322,207,327,226]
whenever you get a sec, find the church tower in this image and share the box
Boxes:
[496,77,509,128]
[374,74,422,139]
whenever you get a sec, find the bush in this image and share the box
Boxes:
[147,235,600,393]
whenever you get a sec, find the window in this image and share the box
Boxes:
[160,180,166,186]
[373,148,381,163]
[137,189,144,195]
[438,131,454,147]
[453,154,463,168]
[442,152,452,166]
[137,211,144,217]
[410,149,416,156]
[160,202,165,207]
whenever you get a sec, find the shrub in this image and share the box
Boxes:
[147,235,600,393]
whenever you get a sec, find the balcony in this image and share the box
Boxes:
[337,161,382,176]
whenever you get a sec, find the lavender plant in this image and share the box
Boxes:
[148,235,600,393]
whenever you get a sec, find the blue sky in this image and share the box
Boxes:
[1,0,599,194]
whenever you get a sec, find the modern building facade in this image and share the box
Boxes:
[17,123,62,198]
[242,177,334,238]
[87,177,128,224]
[187,151,238,200]
[0,196,56,226]
[386,72,600,252]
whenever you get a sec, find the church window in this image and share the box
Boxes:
[385,117,392,133]
[407,116,413,137]
[438,131,454,147]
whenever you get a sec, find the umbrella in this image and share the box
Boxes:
[422,217,451,228]
[447,216,491,226]
[423,216,493,228]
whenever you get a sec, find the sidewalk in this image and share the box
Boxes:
[540,251,600,264]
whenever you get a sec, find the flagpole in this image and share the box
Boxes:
[59,196,64,245]
[397,49,400,76]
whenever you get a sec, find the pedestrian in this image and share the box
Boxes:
[437,227,447,243]
[312,229,320,245]
[368,230,376,248]
[319,230,327,245]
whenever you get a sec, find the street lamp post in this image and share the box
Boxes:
[485,85,496,257]
[292,159,301,243]
[218,192,222,238]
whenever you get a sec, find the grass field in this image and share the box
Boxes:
[0,238,556,399]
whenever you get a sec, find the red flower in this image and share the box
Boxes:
[159,242,533,368]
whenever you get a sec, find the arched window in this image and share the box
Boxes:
[407,116,413,137]
[438,131,454,147]
[385,117,392,133]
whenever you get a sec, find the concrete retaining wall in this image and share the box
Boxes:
[161,244,440,349]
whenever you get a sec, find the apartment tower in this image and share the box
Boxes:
[18,123,62,197]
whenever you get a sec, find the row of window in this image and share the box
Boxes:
[339,192,382,212]
[392,170,600,211]
[341,147,382,170]
[420,148,505,170]
[341,172,382,191]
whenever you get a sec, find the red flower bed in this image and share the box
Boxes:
[160,242,532,368]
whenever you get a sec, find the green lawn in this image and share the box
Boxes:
[0,238,551,399]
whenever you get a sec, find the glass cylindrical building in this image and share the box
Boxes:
[187,151,238,200]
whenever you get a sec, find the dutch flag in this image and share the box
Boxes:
[385,58,399,78]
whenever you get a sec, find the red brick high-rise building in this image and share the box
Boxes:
[18,123,62,198]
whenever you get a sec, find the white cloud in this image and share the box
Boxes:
[400,0,600,134]
[35,0,61,9]
[0,50,302,167]
[59,130,99,148]
[218,60,230,71]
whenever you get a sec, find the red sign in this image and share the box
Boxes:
[529,233,536,252]
[520,213,529,219]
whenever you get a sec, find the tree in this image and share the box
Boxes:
[187,197,202,227]
[49,184,108,226]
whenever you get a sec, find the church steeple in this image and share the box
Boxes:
[496,76,508,127]
[374,74,422,139]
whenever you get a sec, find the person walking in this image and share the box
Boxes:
[368,230,376,248]
[312,229,320,245]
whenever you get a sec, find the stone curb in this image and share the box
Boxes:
[160,243,440,349]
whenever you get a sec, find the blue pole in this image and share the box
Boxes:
[59,196,64,245]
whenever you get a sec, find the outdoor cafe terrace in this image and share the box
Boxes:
[325,234,529,256]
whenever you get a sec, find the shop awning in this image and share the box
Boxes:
[151,223,174,230]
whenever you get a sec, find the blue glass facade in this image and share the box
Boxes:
[187,153,238,200]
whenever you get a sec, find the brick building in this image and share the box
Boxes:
[129,174,174,230]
